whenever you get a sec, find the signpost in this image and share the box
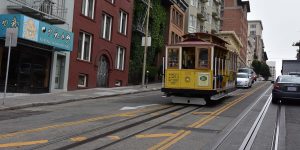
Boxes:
[2,28,18,105]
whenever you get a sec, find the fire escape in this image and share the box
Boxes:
[6,0,67,24]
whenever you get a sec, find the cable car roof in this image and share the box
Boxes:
[183,32,229,45]
[167,38,228,51]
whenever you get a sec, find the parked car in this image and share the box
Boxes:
[272,75,300,103]
[236,72,253,88]
[238,68,256,83]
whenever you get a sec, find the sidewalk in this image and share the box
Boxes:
[0,83,162,111]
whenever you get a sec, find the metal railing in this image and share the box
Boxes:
[8,0,67,21]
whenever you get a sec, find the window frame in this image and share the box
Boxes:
[78,74,88,87]
[166,47,180,69]
[101,13,113,41]
[189,14,196,29]
[119,10,128,35]
[81,0,95,19]
[115,46,125,70]
[196,47,211,69]
[77,32,92,61]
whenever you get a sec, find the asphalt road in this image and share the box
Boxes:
[0,81,299,150]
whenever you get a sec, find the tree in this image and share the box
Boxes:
[251,60,261,75]
[260,63,271,80]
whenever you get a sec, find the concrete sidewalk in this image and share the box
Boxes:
[0,83,162,111]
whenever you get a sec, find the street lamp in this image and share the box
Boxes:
[141,0,151,88]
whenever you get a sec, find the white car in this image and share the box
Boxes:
[236,73,253,88]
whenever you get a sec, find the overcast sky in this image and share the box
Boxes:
[247,0,299,77]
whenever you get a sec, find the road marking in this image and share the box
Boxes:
[136,133,176,138]
[148,130,186,150]
[120,104,158,110]
[170,112,180,116]
[148,83,267,150]
[191,112,213,115]
[0,140,48,148]
[107,136,121,140]
[159,130,191,150]
[0,105,168,140]
[119,114,137,117]
[70,136,87,142]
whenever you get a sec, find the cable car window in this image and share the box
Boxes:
[167,48,179,68]
[182,47,195,69]
[198,48,209,68]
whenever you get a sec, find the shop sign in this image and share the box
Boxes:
[0,14,73,51]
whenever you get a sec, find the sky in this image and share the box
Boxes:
[247,0,299,77]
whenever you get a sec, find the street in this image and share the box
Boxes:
[0,81,299,150]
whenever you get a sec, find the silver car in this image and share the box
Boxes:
[236,72,253,88]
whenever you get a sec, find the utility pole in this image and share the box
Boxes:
[141,0,151,88]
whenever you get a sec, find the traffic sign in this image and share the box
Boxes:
[5,28,18,47]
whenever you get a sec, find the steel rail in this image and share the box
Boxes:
[29,105,177,149]
[239,94,273,150]
[30,105,203,150]
[271,99,281,150]
[209,85,273,150]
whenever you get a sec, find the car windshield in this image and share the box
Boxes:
[279,75,300,83]
[237,74,248,78]
[238,69,251,74]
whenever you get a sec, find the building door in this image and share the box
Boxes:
[97,55,109,87]
[55,55,65,89]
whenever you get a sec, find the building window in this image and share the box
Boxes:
[81,0,95,19]
[189,15,196,29]
[172,8,183,29]
[191,0,198,7]
[171,32,175,44]
[250,24,256,28]
[115,46,125,70]
[102,13,112,40]
[119,10,128,35]
[250,31,256,36]
[78,32,92,61]
[78,74,87,87]
[171,32,181,44]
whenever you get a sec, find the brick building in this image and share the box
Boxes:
[68,0,133,90]
[221,0,250,68]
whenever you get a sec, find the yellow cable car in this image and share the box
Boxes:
[162,33,238,105]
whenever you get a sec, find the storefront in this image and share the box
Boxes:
[0,14,73,93]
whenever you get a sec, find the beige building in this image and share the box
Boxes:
[185,0,223,34]
[248,20,265,62]
[247,36,255,67]
[266,61,276,81]
[217,31,243,68]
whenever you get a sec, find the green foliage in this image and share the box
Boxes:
[251,60,271,80]
[260,63,271,80]
[147,66,159,82]
[251,60,261,75]
[129,0,167,84]
[253,54,258,60]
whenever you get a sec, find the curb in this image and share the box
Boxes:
[0,88,161,111]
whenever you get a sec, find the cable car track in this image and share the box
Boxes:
[28,105,202,150]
